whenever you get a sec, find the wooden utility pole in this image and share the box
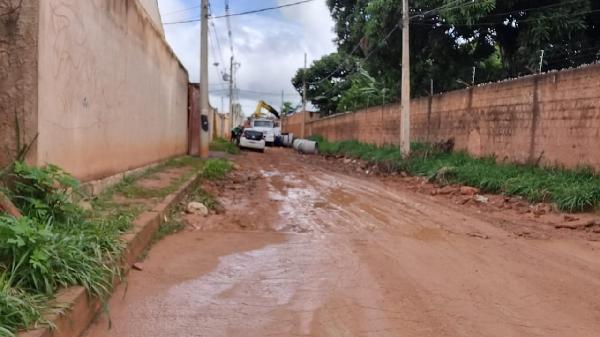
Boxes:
[400,0,411,156]
[199,0,210,158]
[301,53,307,138]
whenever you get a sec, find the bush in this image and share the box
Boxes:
[0,163,124,335]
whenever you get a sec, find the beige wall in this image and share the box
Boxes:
[36,0,189,181]
[138,0,164,34]
[296,64,600,170]
[214,113,232,140]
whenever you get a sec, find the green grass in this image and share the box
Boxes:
[311,136,600,213]
[210,138,240,155]
[201,158,233,180]
[0,156,234,336]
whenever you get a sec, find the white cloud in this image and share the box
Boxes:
[158,0,336,115]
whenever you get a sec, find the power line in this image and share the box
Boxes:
[212,0,317,19]
[307,0,476,86]
[162,5,201,17]
[210,88,300,96]
[415,6,600,27]
[163,0,317,25]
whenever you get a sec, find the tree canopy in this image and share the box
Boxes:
[293,0,600,116]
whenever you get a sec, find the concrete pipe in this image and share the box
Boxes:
[292,138,302,151]
[294,139,319,155]
[282,133,295,147]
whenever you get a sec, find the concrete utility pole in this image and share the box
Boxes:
[229,56,234,125]
[301,53,307,138]
[539,49,545,73]
[400,0,411,156]
[199,0,210,158]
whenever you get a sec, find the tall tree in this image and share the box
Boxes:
[296,0,600,114]
[291,53,356,115]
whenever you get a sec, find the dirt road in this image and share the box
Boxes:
[84,149,600,337]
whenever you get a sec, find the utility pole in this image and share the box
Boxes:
[228,56,234,125]
[430,79,434,96]
[472,66,476,86]
[281,89,285,132]
[199,0,210,158]
[539,49,545,73]
[301,53,307,138]
[400,0,411,156]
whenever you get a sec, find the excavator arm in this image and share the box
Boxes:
[253,100,280,119]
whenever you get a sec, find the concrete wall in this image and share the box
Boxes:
[33,0,189,181]
[281,111,319,138]
[0,0,39,167]
[213,113,231,140]
[293,64,600,169]
[138,0,163,34]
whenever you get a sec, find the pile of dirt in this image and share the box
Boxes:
[180,166,278,232]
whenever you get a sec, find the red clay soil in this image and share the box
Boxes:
[83,148,600,337]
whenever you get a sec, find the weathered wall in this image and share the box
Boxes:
[0,0,39,167]
[138,0,163,34]
[296,64,600,169]
[281,111,320,138]
[282,112,304,137]
[35,0,189,181]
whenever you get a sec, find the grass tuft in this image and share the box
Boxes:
[210,138,240,155]
[202,159,233,180]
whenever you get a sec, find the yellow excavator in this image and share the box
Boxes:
[253,100,280,119]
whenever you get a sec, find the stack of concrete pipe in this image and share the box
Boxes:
[293,139,319,154]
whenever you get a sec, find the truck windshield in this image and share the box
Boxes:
[254,121,273,128]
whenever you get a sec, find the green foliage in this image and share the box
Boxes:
[281,102,299,116]
[301,0,600,114]
[0,272,49,336]
[210,138,240,155]
[336,69,393,112]
[201,159,233,180]
[292,52,356,115]
[314,136,600,212]
[10,163,82,225]
[0,162,126,335]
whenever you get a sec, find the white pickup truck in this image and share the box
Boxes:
[250,118,281,146]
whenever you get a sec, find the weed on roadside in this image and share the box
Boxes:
[311,136,600,212]
[202,159,233,180]
[210,138,240,155]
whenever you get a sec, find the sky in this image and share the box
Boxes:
[157,0,337,115]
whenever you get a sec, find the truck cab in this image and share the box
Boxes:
[251,118,280,145]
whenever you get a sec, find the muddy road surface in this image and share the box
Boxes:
[84,149,600,337]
